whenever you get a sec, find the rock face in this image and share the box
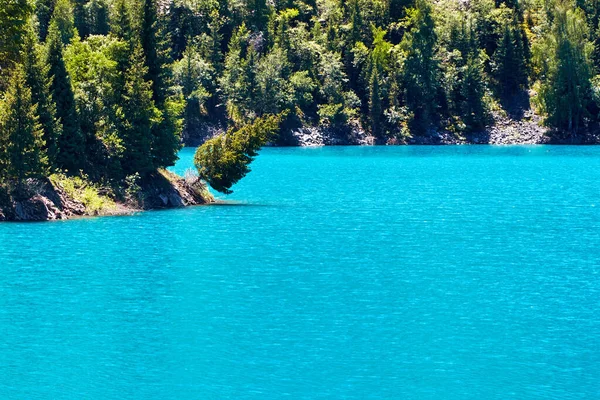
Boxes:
[182,122,225,147]
[14,195,64,221]
[182,93,600,148]
[139,171,213,210]
[181,114,562,147]
[0,173,214,222]
[0,179,83,222]
[467,108,550,145]
[289,122,375,147]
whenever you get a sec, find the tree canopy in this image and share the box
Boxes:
[1,0,600,191]
[194,113,285,194]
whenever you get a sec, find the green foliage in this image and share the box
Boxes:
[317,51,359,126]
[173,43,214,138]
[2,0,600,199]
[256,46,293,115]
[137,0,184,171]
[194,113,285,194]
[400,0,439,132]
[460,51,488,131]
[491,13,529,95]
[86,0,110,36]
[64,34,127,178]
[0,0,31,88]
[140,0,169,105]
[118,44,160,175]
[0,64,48,185]
[110,0,133,41]
[220,23,256,123]
[35,0,54,41]
[50,0,76,45]
[150,93,184,170]
[533,1,595,133]
[440,16,489,132]
[22,24,61,168]
[247,0,270,32]
[46,22,85,173]
[50,172,116,215]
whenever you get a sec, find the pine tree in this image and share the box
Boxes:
[0,65,48,186]
[86,0,110,36]
[369,69,383,137]
[174,43,214,142]
[194,113,284,194]
[22,25,61,169]
[73,0,88,38]
[50,0,76,45]
[0,0,32,88]
[138,0,182,169]
[247,0,270,33]
[0,89,8,181]
[35,0,55,41]
[207,9,224,73]
[220,24,253,123]
[348,0,364,46]
[118,44,159,175]
[460,52,487,130]
[493,16,528,95]
[444,17,488,132]
[110,0,133,42]
[46,22,85,173]
[140,0,164,104]
[242,45,260,116]
[401,0,439,133]
[535,3,594,134]
[150,99,183,171]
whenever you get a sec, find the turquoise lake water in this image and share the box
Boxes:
[1,146,600,399]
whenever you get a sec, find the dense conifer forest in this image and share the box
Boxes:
[0,0,600,195]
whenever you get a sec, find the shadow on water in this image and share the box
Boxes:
[209,200,278,208]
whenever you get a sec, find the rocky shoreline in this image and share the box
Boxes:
[10,109,596,223]
[183,106,600,147]
[284,111,600,146]
[0,170,214,222]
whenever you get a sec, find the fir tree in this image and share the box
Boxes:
[492,16,528,95]
[220,24,253,123]
[86,0,110,36]
[150,98,183,170]
[460,52,487,130]
[535,3,594,134]
[110,0,133,42]
[73,0,88,38]
[22,25,61,169]
[401,0,439,132]
[207,10,224,73]
[35,0,55,41]
[174,43,213,142]
[247,0,270,33]
[194,113,284,194]
[50,0,76,45]
[140,0,165,104]
[369,69,383,138]
[118,44,159,175]
[138,0,182,169]
[0,65,48,186]
[0,0,32,88]
[46,22,85,173]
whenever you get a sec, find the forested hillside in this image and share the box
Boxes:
[0,0,599,189]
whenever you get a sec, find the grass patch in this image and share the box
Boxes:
[50,173,117,215]
[159,169,215,203]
